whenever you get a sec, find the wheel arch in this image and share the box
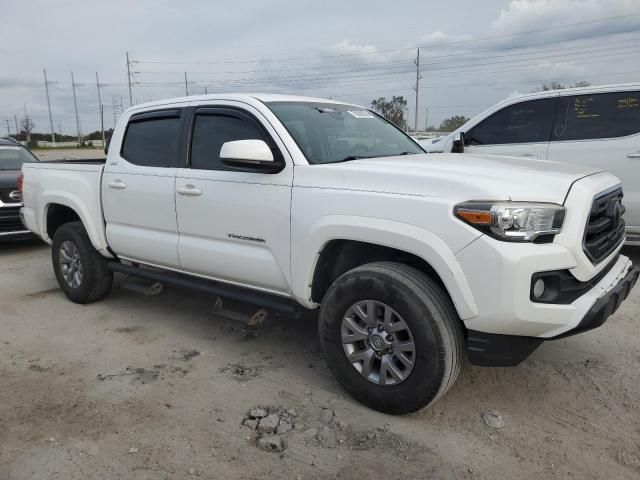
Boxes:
[293,216,478,320]
[42,196,111,257]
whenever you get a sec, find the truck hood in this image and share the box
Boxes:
[295,153,605,204]
[0,170,20,189]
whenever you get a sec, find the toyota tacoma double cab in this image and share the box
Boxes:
[20,94,638,414]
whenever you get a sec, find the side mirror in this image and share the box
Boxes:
[220,139,274,164]
[104,136,111,155]
[451,131,465,153]
[220,139,283,173]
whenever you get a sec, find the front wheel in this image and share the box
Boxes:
[318,262,464,414]
[52,221,113,304]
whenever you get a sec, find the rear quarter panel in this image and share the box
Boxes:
[22,162,110,255]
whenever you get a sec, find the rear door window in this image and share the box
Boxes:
[468,98,556,145]
[121,110,182,167]
[552,91,640,141]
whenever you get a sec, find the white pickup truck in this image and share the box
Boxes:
[21,94,638,414]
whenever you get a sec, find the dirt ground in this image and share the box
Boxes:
[1,240,639,479]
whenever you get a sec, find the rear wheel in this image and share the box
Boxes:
[318,261,463,414]
[52,221,113,304]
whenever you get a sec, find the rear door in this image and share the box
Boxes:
[463,97,558,160]
[547,90,640,230]
[175,103,293,294]
[102,108,187,268]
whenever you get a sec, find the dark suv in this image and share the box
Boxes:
[0,137,38,240]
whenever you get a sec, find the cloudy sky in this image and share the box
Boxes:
[1,0,639,136]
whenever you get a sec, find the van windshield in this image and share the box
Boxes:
[266,102,424,164]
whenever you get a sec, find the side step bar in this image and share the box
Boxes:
[108,262,300,317]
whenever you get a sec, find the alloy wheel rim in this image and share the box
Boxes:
[341,300,416,386]
[59,240,83,288]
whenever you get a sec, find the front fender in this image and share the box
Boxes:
[291,215,478,320]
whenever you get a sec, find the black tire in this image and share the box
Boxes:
[318,261,464,414]
[51,221,113,304]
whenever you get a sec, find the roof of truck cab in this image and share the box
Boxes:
[124,93,360,115]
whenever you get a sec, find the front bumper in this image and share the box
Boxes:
[467,263,639,366]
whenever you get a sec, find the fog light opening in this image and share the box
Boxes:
[533,278,546,299]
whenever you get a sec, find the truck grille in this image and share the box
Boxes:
[0,188,21,204]
[583,187,626,264]
[0,206,25,233]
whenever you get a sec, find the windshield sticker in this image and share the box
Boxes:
[347,110,375,119]
[2,146,21,150]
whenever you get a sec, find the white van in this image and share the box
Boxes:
[425,84,640,245]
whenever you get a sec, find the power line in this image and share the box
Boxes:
[123,43,639,91]
[135,35,640,78]
[121,48,638,91]
[135,12,640,65]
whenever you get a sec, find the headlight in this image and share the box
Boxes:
[454,202,566,242]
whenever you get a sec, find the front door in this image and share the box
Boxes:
[463,97,558,160]
[175,104,293,295]
[102,107,186,268]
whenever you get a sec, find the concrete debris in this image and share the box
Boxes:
[276,419,293,434]
[257,413,280,434]
[481,411,505,429]
[248,408,268,419]
[320,407,334,425]
[317,426,337,448]
[257,435,285,453]
[242,418,259,430]
[303,427,318,439]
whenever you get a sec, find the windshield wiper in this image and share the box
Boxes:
[331,152,419,164]
[334,155,369,163]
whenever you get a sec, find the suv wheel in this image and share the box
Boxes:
[319,261,463,414]
[52,221,113,304]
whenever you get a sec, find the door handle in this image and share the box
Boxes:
[177,185,203,197]
[627,152,640,158]
[519,154,541,159]
[108,180,127,190]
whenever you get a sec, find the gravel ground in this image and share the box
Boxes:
[1,240,639,479]
[33,149,106,161]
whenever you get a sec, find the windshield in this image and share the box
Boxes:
[267,102,424,164]
[0,146,37,170]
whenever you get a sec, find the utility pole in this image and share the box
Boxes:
[96,72,105,146]
[5,119,10,136]
[43,69,56,143]
[126,51,133,106]
[71,72,82,144]
[425,107,429,131]
[184,72,189,96]
[112,96,123,128]
[204,85,208,95]
[100,104,105,148]
[413,48,422,133]
[14,115,19,135]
